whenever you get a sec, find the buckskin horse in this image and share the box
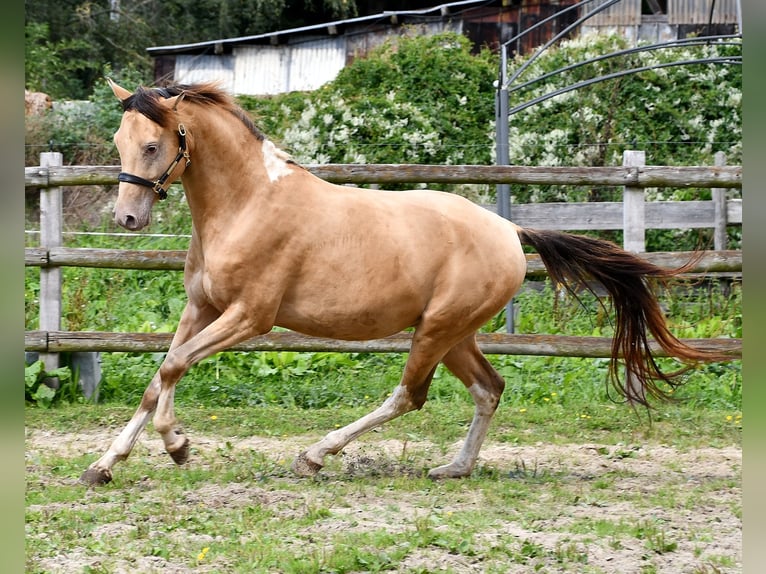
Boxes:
[80,80,728,485]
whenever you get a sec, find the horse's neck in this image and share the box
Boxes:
[180,118,292,238]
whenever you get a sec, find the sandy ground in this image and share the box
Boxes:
[26,427,741,573]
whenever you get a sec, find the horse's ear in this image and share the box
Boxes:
[106,77,132,101]
[162,91,186,112]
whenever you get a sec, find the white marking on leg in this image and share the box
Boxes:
[429,384,497,478]
[87,409,153,473]
[302,385,416,467]
[262,139,293,182]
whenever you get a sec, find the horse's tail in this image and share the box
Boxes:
[516,227,731,407]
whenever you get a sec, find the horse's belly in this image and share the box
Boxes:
[274,284,424,341]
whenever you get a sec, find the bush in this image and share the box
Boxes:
[241,31,741,249]
[24,31,741,411]
[502,32,741,250]
[240,30,498,200]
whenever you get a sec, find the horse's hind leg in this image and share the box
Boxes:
[292,331,443,477]
[428,335,505,479]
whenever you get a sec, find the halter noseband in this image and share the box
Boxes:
[117,123,190,200]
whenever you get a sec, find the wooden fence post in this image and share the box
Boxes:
[623,150,646,253]
[713,151,728,251]
[38,152,63,376]
[622,150,647,403]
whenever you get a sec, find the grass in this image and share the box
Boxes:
[26,398,741,573]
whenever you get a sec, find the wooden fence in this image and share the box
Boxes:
[25,151,743,368]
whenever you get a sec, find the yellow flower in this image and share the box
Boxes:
[726,415,733,421]
[519,408,527,413]
[197,547,210,562]
[210,415,218,421]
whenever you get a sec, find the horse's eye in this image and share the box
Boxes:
[145,144,158,155]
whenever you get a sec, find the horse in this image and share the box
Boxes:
[80,79,729,485]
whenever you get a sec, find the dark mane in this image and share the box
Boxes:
[122,82,265,141]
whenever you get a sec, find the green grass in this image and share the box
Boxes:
[25,400,741,573]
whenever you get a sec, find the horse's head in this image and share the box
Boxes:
[108,79,190,231]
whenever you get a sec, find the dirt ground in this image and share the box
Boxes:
[26,428,742,573]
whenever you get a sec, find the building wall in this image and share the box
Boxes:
[173,23,458,96]
[159,0,739,96]
[175,55,236,92]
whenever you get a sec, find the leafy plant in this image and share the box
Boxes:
[25,360,73,408]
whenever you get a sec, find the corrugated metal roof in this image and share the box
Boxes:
[147,0,496,55]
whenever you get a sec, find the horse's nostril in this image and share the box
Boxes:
[122,215,137,230]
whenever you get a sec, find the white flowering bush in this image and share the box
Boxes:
[241,31,497,199]
[506,32,741,196]
[503,32,741,249]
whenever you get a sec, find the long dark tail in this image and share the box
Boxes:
[517,228,731,407]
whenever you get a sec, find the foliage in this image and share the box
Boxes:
[24,0,360,99]
[239,31,741,233]
[25,64,147,166]
[505,32,741,174]
[25,361,74,408]
[25,22,100,99]
[23,30,741,419]
[502,32,741,250]
[240,31,498,199]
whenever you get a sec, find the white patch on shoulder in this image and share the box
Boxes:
[262,139,293,182]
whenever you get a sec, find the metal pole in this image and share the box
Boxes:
[496,49,514,332]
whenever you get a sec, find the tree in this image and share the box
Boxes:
[25,0,360,99]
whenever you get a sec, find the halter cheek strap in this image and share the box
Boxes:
[117,124,190,200]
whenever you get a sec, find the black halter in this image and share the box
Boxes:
[117,124,190,200]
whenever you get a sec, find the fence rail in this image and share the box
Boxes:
[25,247,743,276]
[25,330,742,358]
[25,163,742,188]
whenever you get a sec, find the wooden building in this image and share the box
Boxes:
[147,0,739,96]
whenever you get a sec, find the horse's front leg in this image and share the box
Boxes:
[79,301,221,486]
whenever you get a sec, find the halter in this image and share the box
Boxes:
[117,123,191,200]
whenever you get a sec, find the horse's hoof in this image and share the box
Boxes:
[427,464,470,480]
[79,467,113,486]
[168,437,190,465]
[291,451,323,477]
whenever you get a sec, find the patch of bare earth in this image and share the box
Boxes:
[26,428,741,573]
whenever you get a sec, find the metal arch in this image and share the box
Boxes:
[492,0,741,332]
[508,55,741,116]
[506,34,741,98]
[500,0,623,89]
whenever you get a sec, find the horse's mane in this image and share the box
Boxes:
[122,82,266,142]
